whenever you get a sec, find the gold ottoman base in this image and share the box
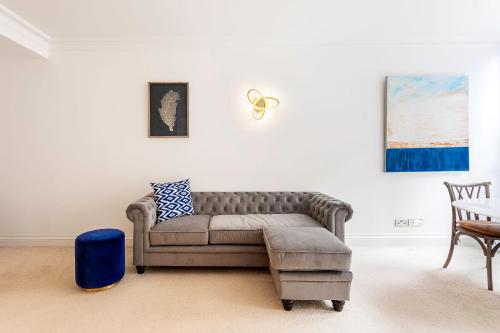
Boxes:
[81,282,117,292]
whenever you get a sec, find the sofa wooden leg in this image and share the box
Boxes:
[332,300,345,312]
[136,266,145,274]
[282,299,294,311]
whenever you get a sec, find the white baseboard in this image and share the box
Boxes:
[0,233,453,247]
[0,235,133,247]
[345,233,450,246]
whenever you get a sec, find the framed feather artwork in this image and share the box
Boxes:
[149,82,189,137]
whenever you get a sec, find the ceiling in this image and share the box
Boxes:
[1,0,500,44]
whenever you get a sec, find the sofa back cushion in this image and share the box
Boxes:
[191,192,309,216]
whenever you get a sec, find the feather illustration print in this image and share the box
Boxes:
[158,90,180,131]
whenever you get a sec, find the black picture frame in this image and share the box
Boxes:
[149,82,189,137]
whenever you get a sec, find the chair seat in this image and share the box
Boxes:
[459,220,500,237]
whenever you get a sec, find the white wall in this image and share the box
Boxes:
[1,42,499,242]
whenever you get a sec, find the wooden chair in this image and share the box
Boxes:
[443,181,500,290]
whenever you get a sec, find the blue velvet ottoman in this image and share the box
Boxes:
[75,229,125,291]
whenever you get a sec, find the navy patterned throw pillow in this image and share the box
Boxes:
[151,179,195,223]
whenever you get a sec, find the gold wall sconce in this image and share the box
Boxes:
[247,89,279,120]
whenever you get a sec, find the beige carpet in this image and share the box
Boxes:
[0,244,499,333]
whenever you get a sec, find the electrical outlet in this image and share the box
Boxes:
[408,219,423,227]
[395,218,423,227]
[395,219,409,227]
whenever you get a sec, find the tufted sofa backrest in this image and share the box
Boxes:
[191,192,310,215]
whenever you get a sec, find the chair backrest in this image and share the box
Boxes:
[444,181,491,223]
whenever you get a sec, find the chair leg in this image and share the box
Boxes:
[492,241,500,258]
[443,233,457,268]
[486,240,493,291]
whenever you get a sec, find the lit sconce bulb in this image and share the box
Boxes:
[247,89,279,120]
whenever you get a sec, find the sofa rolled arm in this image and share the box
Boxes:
[307,192,353,242]
[126,194,157,265]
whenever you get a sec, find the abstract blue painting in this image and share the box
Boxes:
[386,76,469,172]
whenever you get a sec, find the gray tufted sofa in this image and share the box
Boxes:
[126,192,353,311]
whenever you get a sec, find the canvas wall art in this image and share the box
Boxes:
[149,82,189,137]
[385,76,469,172]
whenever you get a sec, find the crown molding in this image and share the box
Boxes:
[0,4,50,58]
[49,37,500,53]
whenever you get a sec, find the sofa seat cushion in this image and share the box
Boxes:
[149,215,210,246]
[209,214,322,245]
[263,227,351,271]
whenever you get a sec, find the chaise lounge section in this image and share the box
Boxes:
[126,191,353,310]
[264,227,352,311]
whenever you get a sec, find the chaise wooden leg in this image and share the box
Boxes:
[486,240,493,291]
[332,300,345,312]
[136,265,145,274]
[281,299,294,311]
[443,232,457,268]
